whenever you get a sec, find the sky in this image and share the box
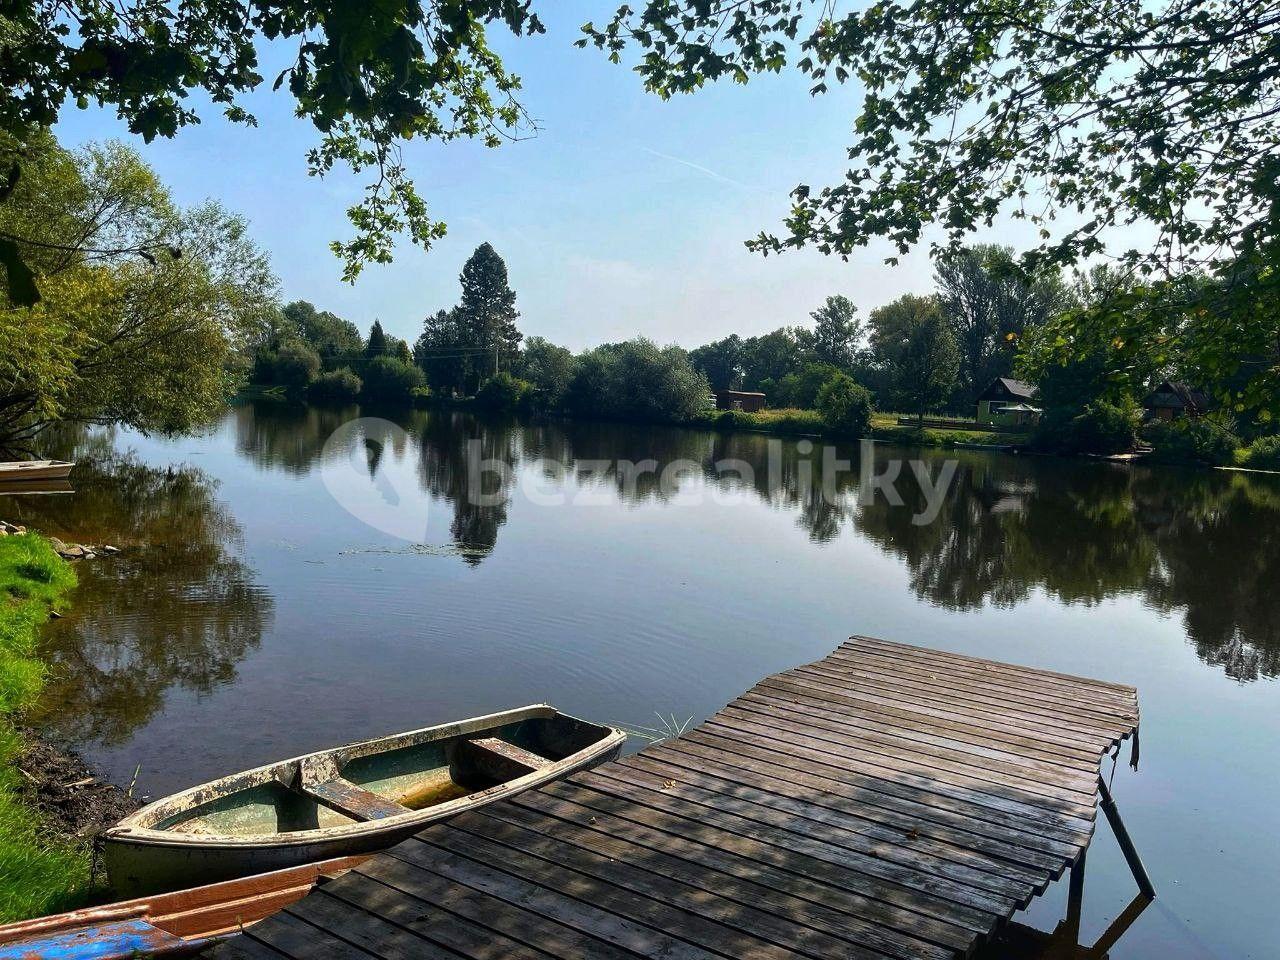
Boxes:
[53,2,1046,351]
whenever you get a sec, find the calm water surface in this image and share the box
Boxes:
[4,402,1278,959]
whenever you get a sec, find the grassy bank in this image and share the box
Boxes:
[684,407,1025,447]
[0,533,84,922]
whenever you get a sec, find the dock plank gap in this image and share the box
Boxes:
[210,636,1151,959]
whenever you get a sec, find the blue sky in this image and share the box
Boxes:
[54,3,1040,350]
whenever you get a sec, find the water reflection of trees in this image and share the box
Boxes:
[854,453,1280,681]
[185,406,1280,681]
[416,412,517,565]
[1137,474,1280,681]
[5,446,273,744]
[232,400,358,475]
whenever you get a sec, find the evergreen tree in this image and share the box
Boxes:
[457,243,522,367]
[365,320,388,358]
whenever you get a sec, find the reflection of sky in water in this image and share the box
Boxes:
[3,402,1278,960]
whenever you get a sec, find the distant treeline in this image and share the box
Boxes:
[250,242,1278,465]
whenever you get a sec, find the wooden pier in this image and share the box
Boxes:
[211,636,1142,959]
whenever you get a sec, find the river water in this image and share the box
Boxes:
[4,401,1277,958]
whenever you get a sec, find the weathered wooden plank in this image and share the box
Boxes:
[625,750,1059,880]
[392,837,728,959]
[246,909,376,958]
[408,830,781,960]
[495,793,972,958]
[353,856,636,960]
[738,687,1101,782]
[718,703,1098,803]
[509,788,978,952]
[649,737,1074,870]
[209,938,289,960]
[763,671,1107,761]
[0,919,187,960]
[754,677,1101,769]
[425,825,811,960]
[320,872,554,960]
[698,718,1097,830]
[458,738,550,781]
[594,761,1040,902]
[679,728,1094,847]
[809,656,1135,740]
[787,665,1118,752]
[793,658,1130,745]
[573,769,1018,919]
[841,637,1136,698]
[305,780,410,822]
[539,778,1000,936]
[832,642,1138,718]
[447,811,908,960]
[285,892,463,960]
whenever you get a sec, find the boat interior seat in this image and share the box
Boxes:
[302,778,411,822]
[289,736,555,822]
[457,737,552,782]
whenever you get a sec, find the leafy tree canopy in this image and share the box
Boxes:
[799,294,863,369]
[870,294,960,419]
[280,300,363,358]
[583,0,1278,275]
[583,1,1280,414]
[935,245,1066,402]
[689,334,743,391]
[518,335,576,406]
[738,327,803,389]
[0,0,545,295]
[566,338,710,421]
[416,241,521,395]
[816,370,873,436]
[774,361,843,409]
[415,306,474,396]
[0,132,276,448]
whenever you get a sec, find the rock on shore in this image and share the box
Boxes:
[0,521,120,561]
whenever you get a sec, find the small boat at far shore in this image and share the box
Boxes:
[0,459,75,481]
[102,705,626,896]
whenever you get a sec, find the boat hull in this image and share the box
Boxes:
[100,831,404,901]
[0,856,367,958]
[101,705,624,896]
[0,460,74,481]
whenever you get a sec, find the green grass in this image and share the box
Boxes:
[689,407,1023,447]
[0,533,86,922]
[692,407,826,435]
[869,412,1025,446]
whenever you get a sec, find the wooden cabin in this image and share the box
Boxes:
[1143,381,1211,421]
[977,377,1039,425]
[715,389,767,413]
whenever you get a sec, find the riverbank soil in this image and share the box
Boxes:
[13,727,136,842]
